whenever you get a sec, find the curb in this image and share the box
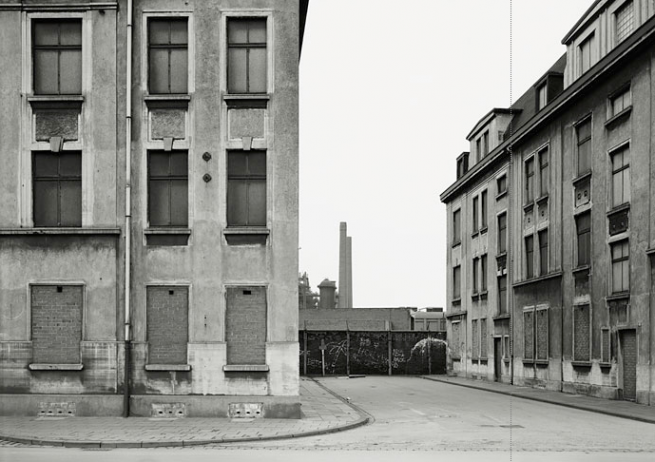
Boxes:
[0,381,370,448]
[421,375,655,425]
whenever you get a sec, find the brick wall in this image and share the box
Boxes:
[31,285,83,364]
[226,287,266,365]
[147,287,188,364]
[573,304,590,361]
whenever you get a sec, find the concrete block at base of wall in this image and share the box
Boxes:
[129,395,301,418]
[0,394,123,416]
[561,382,618,400]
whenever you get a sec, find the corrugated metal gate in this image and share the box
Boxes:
[300,330,447,376]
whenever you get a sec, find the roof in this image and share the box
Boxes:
[299,0,310,57]
[466,108,515,141]
[561,0,604,44]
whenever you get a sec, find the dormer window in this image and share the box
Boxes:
[456,153,469,179]
[615,1,634,45]
[579,32,595,76]
[537,83,547,110]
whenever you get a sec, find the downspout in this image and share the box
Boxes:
[123,0,133,418]
[560,120,565,393]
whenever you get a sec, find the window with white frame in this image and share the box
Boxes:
[148,18,188,94]
[33,151,82,227]
[33,19,82,95]
[610,144,630,208]
[611,240,630,293]
[576,118,592,176]
[227,18,267,94]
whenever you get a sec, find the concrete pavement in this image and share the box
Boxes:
[0,377,368,448]
[423,374,655,424]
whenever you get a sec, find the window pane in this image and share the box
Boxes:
[169,49,188,94]
[33,181,58,226]
[578,141,591,174]
[169,179,188,226]
[34,22,59,45]
[59,21,82,46]
[59,50,82,94]
[623,169,630,204]
[248,152,266,175]
[149,49,169,94]
[169,20,188,45]
[34,153,59,177]
[622,260,629,291]
[59,180,82,226]
[149,152,170,177]
[228,20,248,44]
[612,261,622,292]
[612,171,623,207]
[248,180,266,226]
[169,152,187,176]
[248,20,266,43]
[248,48,267,93]
[228,180,248,226]
[149,20,169,45]
[149,180,170,226]
[59,152,81,176]
[34,50,58,94]
[228,152,248,175]
[228,48,247,93]
[577,121,591,140]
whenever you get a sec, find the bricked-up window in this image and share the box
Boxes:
[576,212,591,267]
[539,148,549,196]
[573,304,591,361]
[523,309,535,360]
[148,151,188,227]
[610,86,631,117]
[579,33,595,75]
[611,145,630,208]
[451,321,461,359]
[524,157,535,203]
[576,118,591,176]
[148,18,188,94]
[480,254,487,292]
[498,275,507,314]
[226,287,267,365]
[535,308,549,361]
[481,190,488,228]
[33,152,82,227]
[453,265,461,300]
[480,318,487,358]
[228,18,267,94]
[497,175,507,196]
[615,1,634,44]
[611,240,630,293]
[601,328,611,363]
[539,229,548,275]
[498,212,507,253]
[525,235,534,279]
[453,209,461,245]
[472,320,479,359]
[227,151,266,227]
[33,20,82,95]
[472,196,479,231]
[31,285,83,364]
[147,287,189,364]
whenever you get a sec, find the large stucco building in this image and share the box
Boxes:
[0,0,309,417]
[441,0,655,404]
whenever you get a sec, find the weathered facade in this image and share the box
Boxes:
[441,0,655,405]
[0,0,309,417]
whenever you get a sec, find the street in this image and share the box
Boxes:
[3,376,655,461]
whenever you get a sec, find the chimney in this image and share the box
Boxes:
[318,279,337,309]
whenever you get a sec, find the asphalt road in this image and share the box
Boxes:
[3,376,655,461]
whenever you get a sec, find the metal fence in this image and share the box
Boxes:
[300,330,447,376]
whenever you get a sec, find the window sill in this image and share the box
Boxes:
[599,362,613,369]
[647,248,655,257]
[479,226,488,235]
[145,364,191,372]
[496,251,507,259]
[223,365,269,372]
[572,265,591,275]
[0,227,120,236]
[512,271,563,288]
[27,95,84,109]
[535,359,549,366]
[493,313,510,321]
[144,95,191,109]
[451,240,461,248]
[224,94,270,109]
[144,228,191,235]
[572,171,592,186]
[479,290,488,300]
[445,309,466,319]
[536,194,549,205]
[224,227,269,245]
[571,361,592,368]
[522,359,534,365]
[605,106,632,129]
[29,363,83,371]
[607,203,630,217]
[523,202,535,213]
[451,297,461,306]
[496,190,508,200]
[471,231,479,238]
[144,94,191,101]
[607,292,630,302]
[503,358,510,364]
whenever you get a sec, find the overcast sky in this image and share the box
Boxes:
[298,0,592,309]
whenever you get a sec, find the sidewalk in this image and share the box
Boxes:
[423,375,655,424]
[0,377,368,448]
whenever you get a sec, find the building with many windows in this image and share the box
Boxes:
[441,0,655,404]
[0,0,309,417]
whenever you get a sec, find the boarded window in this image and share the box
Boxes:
[472,320,479,359]
[226,286,267,365]
[227,151,266,227]
[450,321,461,359]
[148,18,188,94]
[523,309,535,360]
[574,304,591,361]
[31,285,83,364]
[227,18,267,94]
[480,319,487,358]
[536,309,549,361]
[147,287,189,364]
[33,152,82,227]
[601,328,611,363]
[33,20,82,95]
[148,151,188,227]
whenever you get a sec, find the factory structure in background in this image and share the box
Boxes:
[338,222,354,308]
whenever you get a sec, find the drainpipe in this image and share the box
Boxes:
[123,0,133,418]
[560,120,565,393]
